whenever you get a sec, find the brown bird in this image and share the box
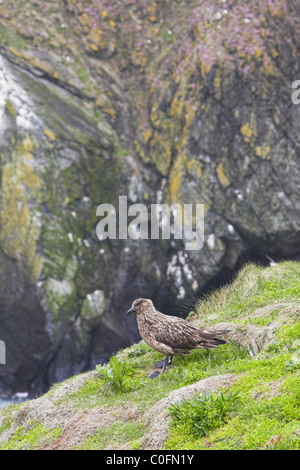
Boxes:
[127,298,229,377]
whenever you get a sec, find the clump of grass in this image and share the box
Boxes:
[195,261,300,324]
[76,67,89,83]
[0,420,61,450]
[167,342,249,386]
[168,389,240,438]
[76,421,145,450]
[165,344,300,450]
[96,355,146,393]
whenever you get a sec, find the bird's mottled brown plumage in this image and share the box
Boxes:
[127,298,229,375]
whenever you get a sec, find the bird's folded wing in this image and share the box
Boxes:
[152,320,215,349]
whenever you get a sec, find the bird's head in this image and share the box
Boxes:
[126,298,153,316]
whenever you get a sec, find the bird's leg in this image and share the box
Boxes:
[154,359,167,369]
[161,356,173,373]
[154,355,173,370]
[161,358,168,374]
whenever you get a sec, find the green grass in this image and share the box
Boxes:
[168,389,240,438]
[0,23,27,49]
[194,261,300,325]
[76,67,89,83]
[75,421,145,450]
[165,351,300,449]
[55,341,249,413]
[0,420,61,450]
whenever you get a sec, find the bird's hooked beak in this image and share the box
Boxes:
[126,306,136,315]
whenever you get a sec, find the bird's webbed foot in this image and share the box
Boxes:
[154,359,167,369]
[148,370,161,379]
[161,356,173,373]
[148,356,173,379]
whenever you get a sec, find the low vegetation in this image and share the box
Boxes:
[168,389,240,439]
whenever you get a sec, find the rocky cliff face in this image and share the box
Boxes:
[0,0,299,395]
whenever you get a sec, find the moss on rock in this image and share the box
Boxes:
[0,135,43,281]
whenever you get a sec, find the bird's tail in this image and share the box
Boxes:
[213,329,230,344]
[199,329,230,349]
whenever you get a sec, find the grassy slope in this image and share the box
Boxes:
[166,262,300,450]
[0,261,299,450]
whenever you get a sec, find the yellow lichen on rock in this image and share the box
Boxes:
[0,136,43,280]
[87,26,105,49]
[216,158,230,187]
[168,154,187,203]
[213,69,222,100]
[8,46,23,58]
[186,159,202,179]
[43,129,56,141]
[240,113,257,144]
[78,13,92,28]
[22,134,35,154]
[5,98,16,117]
[131,48,148,67]
[240,122,253,139]
[255,144,270,159]
[170,90,185,119]
[149,132,172,175]
[143,129,152,143]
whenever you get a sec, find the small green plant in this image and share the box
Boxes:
[168,389,240,438]
[0,419,61,450]
[96,356,137,392]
